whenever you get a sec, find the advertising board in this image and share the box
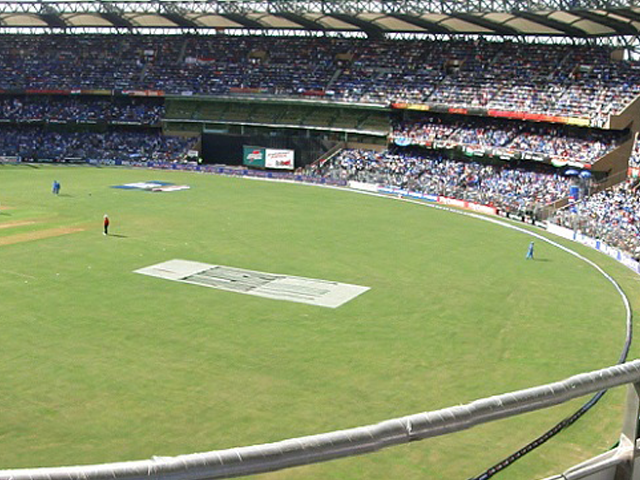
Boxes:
[265,149,295,170]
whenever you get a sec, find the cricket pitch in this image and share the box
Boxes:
[135,259,369,308]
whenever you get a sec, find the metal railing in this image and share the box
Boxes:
[2,360,640,480]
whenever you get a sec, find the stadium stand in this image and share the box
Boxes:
[0,35,637,119]
[0,125,193,162]
[391,114,624,165]
[551,178,640,259]
[0,95,163,125]
[308,148,574,218]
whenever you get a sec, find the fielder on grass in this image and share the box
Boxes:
[526,241,534,260]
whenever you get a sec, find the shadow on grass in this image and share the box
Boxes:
[107,234,128,238]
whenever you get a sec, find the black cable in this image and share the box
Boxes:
[469,291,633,480]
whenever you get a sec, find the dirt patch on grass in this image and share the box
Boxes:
[0,226,85,246]
[0,220,37,229]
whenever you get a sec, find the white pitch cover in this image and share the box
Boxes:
[134,260,369,308]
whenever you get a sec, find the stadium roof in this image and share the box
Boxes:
[3,0,640,38]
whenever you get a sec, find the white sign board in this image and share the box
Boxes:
[265,149,294,170]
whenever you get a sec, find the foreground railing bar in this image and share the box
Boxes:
[3,360,640,480]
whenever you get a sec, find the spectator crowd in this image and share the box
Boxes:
[629,134,640,168]
[310,147,640,259]
[0,33,637,259]
[391,115,624,165]
[0,126,194,162]
[551,180,640,258]
[309,148,573,216]
[0,35,638,119]
[0,96,163,125]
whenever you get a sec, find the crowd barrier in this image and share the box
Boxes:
[351,181,499,215]
[87,159,350,187]
[350,180,640,278]
[546,223,640,276]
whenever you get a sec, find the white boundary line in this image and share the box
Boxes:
[325,184,633,355]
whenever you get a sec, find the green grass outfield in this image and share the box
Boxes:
[0,163,638,480]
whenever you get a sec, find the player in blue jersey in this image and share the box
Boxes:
[526,241,534,260]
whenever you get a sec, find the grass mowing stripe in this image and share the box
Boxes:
[0,221,37,229]
[0,226,85,246]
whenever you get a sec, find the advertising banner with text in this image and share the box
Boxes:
[265,149,295,170]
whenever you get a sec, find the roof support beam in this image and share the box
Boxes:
[326,13,385,39]
[608,8,640,23]
[387,13,451,34]
[0,0,638,18]
[448,12,520,35]
[0,0,636,40]
[277,12,326,31]
[98,12,134,28]
[571,10,637,35]
[219,13,264,29]
[160,12,199,28]
[39,13,68,28]
[511,11,588,37]
[37,4,68,28]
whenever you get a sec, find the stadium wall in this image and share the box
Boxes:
[608,95,640,132]
[201,131,339,166]
[590,135,634,188]
[590,94,640,188]
[344,141,386,151]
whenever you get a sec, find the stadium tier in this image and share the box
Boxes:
[307,142,640,259]
[308,148,574,216]
[391,114,625,165]
[0,125,194,162]
[0,35,638,120]
[0,96,164,125]
[552,178,640,258]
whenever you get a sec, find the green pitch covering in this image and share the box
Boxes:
[0,164,638,480]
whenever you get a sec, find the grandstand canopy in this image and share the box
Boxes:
[2,0,640,38]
